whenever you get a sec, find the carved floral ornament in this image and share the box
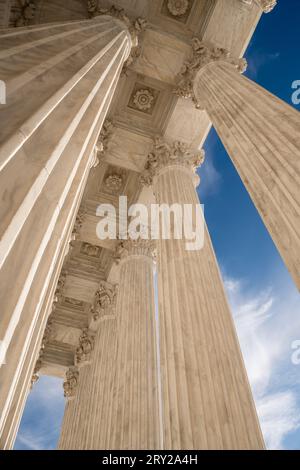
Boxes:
[140,137,205,187]
[97,119,114,158]
[70,209,86,246]
[105,174,123,192]
[14,0,37,27]
[174,38,247,108]
[132,88,155,111]
[241,0,277,13]
[31,315,54,388]
[167,0,190,17]
[87,3,147,46]
[87,3,147,73]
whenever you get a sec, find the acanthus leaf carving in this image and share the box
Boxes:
[115,237,156,262]
[71,208,86,244]
[255,0,277,13]
[97,119,115,159]
[63,366,79,400]
[140,136,205,186]
[54,270,67,303]
[174,38,247,108]
[87,3,147,47]
[122,45,142,76]
[75,329,95,367]
[30,316,54,388]
[91,281,118,321]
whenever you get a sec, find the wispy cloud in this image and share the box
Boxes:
[15,277,300,450]
[257,391,300,450]
[198,151,222,198]
[14,376,65,450]
[246,50,280,79]
[223,272,300,449]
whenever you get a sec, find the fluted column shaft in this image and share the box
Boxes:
[0,15,132,448]
[58,314,119,449]
[109,243,160,449]
[148,140,264,449]
[59,241,160,449]
[194,60,300,289]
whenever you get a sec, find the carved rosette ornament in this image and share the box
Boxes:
[174,38,247,108]
[75,329,95,367]
[63,366,79,400]
[133,88,155,111]
[91,281,118,321]
[167,0,189,16]
[105,174,123,192]
[140,137,205,187]
[14,0,37,27]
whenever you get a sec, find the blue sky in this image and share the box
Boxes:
[15,1,300,450]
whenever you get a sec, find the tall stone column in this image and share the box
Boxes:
[183,40,300,289]
[59,239,160,450]
[58,281,119,450]
[0,14,134,448]
[142,138,264,449]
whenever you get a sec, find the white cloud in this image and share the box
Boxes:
[223,272,300,449]
[14,376,65,450]
[15,275,300,450]
[246,51,280,79]
[257,391,300,450]
[198,154,222,197]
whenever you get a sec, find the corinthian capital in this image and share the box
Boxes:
[174,38,247,107]
[91,281,118,321]
[115,238,156,263]
[87,3,147,46]
[75,329,95,367]
[96,119,115,159]
[255,0,277,13]
[140,137,205,186]
[63,366,79,400]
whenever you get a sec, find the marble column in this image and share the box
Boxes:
[191,42,299,289]
[0,15,133,448]
[142,137,265,449]
[59,239,160,449]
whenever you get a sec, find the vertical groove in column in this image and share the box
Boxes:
[59,246,160,449]
[194,60,300,288]
[0,15,131,449]
[155,164,264,449]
